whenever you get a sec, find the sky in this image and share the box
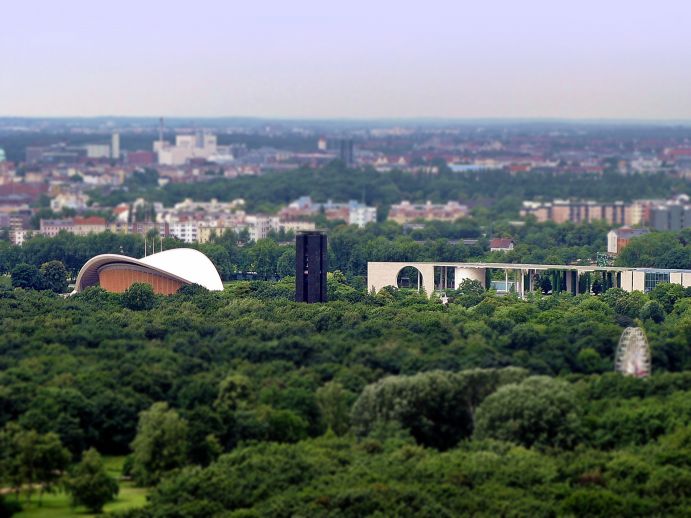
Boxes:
[2,0,691,120]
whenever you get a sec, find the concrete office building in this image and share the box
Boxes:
[368,261,691,298]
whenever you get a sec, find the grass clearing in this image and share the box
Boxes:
[13,456,148,518]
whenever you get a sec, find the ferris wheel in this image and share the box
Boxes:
[614,327,651,378]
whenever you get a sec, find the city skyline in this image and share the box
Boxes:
[3,0,691,120]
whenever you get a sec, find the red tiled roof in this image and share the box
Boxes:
[74,216,106,225]
[490,238,514,248]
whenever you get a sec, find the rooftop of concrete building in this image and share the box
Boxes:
[367,260,691,274]
[610,227,649,238]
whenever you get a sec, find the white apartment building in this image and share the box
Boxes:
[630,156,663,174]
[245,215,278,241]
[349,206,377,228]
[50,192,90,212]
[85,144,111,159]
[167,221,199,243]
[173,197,245,212]
[11,229,31,246]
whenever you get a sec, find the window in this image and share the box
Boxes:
[644,272,669,293]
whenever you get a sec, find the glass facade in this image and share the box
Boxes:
[644,272,669,293]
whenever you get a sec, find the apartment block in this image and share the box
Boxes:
[521,200,634,225]
[388,201,468,224]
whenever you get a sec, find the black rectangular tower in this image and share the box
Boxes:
[295,231,327,303]
[339,139,354,166]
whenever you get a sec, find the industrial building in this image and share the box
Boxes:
[154,131,222,166]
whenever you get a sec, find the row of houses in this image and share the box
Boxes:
[279,198,473,226]
[388,201,468,224]
[520,195,691,230]
[278,196,377,228]
[21,214,315,246]
[520,200,643,226]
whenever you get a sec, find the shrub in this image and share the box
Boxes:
[474,376,582,449]
[122,282,155,311]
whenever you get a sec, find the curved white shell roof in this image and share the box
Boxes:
[73,248,224,293]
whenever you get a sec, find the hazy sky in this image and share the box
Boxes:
[3,0,691,119]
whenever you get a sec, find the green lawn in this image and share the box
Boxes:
[13,457,148,517]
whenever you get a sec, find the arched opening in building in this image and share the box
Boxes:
[397,266,423,291]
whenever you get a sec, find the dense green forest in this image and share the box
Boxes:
[1,276,691,516]
[89,163,687,212]
[1,207,691,515]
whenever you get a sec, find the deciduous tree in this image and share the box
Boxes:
[11,263,43,290]
[474,376,582,449]
[39,260,68,293]
[130,402,189,486]
[64,448,118,513]
[122,282,155,311]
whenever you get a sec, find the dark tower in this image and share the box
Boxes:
[296,230,327,303]
[339,139,354,167]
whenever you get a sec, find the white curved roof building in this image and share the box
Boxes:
[73,248,224,294]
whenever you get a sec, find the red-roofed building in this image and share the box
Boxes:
[607,227,649,255]
[664,148,691,159]
[509,164,532,174]
[113,204,129,219]
[490,238,515,252]
[0,183,48,210]
[126,151,156,166]
[0,183,48,199]
[74,216,107,235]
[40,216,107,237]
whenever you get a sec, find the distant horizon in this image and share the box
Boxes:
[3,115,691,126]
